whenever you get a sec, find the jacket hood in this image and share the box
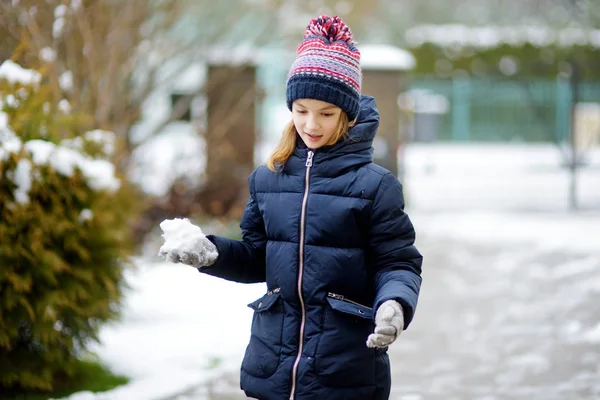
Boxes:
[287,95,380,176]
[343,95,380,150]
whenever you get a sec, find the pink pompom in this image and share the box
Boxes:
[304,15,355,46]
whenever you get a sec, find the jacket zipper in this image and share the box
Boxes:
[327,292,373,311]
[289,150,314,400]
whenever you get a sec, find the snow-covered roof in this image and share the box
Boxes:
[360,44,416,71]
[405,24,600,49]
[206,44,265,66]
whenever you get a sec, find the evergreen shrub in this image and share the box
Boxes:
[0,66,136,393]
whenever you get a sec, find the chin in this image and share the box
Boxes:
[302,137,325,149]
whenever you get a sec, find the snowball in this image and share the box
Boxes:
[159,218,206,253]
[158,218,218,266]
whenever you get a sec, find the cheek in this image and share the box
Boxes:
[292,116,304,130]
[291,120,301,133]
[324,120,339,136]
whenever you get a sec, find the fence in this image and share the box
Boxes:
[406,76,600,144]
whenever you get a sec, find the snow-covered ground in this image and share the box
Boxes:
[403,143,600,212]
[74,264,264,400]
[56,143,600,400]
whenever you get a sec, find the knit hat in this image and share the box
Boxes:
[286,15,361,121]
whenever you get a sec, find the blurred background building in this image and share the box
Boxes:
[106,0,600,223]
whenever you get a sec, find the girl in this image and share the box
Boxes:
[159,14,423,400]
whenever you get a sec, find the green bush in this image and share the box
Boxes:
[8,359,129,400]
[0,67,136,393]
[409,42,600,79]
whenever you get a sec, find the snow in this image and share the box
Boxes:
[360,44,416,71]
[0,113,21,161]
[4,94,18,107]
[85,130,116,157]
[403,143,600,213]
[128,126,206,197]
[60,263,264,400]
[0,60,41,84]
[207,44,264,66]
[1,62,119,196]
[582,323,600,343]
[12,158,33,204]
[52,141,600,400]
[159,218,205,248]
[60,71,73,91]
[24,140,120,192]
[592,30,600,48]
[58,99,71,113]
[411,210,599,254]
[405,24,600,49]
[40,47,57,63]
[78,209,93,223]
[61,130,116,158]
[53,5,68,38]
[1,136,120,204]
[158,218,218,264]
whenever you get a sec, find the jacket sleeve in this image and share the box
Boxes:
[200,170,267,283]
[368,172,423,329]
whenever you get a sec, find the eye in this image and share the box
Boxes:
[294,109,307,114]
[322,113,334,117]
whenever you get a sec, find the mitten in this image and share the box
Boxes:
[158,218,219,267]
[366,300,404,348]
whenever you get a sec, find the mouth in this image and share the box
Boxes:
[304,133,322,142]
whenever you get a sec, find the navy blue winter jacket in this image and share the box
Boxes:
[203,95,423,400]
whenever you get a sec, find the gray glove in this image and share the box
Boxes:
[366,300,404,348]
[158,218,219,267]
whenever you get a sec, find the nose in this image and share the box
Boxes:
[305,114,319,130]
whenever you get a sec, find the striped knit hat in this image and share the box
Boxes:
[286,15,361,121]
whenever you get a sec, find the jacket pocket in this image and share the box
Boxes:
[241,289,284,379]
[314,293,376,388]
[326,293,373,319]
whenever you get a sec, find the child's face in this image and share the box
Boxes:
[292,99,342,149]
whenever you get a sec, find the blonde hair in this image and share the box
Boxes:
[267,112,355,172]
